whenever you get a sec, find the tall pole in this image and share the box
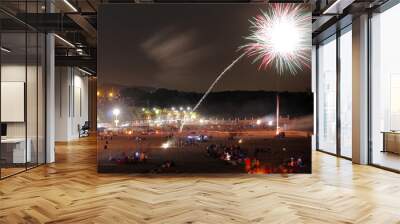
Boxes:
[276,93,279,135]
[114,114,119,127]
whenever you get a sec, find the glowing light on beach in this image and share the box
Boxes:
[161,142,170,149]
[112,108,120,116]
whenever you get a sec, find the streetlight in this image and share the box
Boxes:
[113,108,120,127]
[256,119,262,125]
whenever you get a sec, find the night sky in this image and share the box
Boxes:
[98,4,311,93]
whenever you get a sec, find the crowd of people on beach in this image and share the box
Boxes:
[206,141,307,174]
[110,151,148,165]
[99,132,308,173]
[100,135,149,164]
[206,144,247,164]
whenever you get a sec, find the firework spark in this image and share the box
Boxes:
[240,4,311,74]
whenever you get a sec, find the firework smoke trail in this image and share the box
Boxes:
[179,53,246,132]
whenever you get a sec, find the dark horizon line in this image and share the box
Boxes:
[99,83,312,93]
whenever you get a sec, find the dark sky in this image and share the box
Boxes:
[98,4,311,92]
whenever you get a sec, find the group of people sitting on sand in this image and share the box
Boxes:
[149,160,176,173]
[206,142,308,174]
[245,156,306,174]
[206,144,247,165]
[109,151,148,165]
